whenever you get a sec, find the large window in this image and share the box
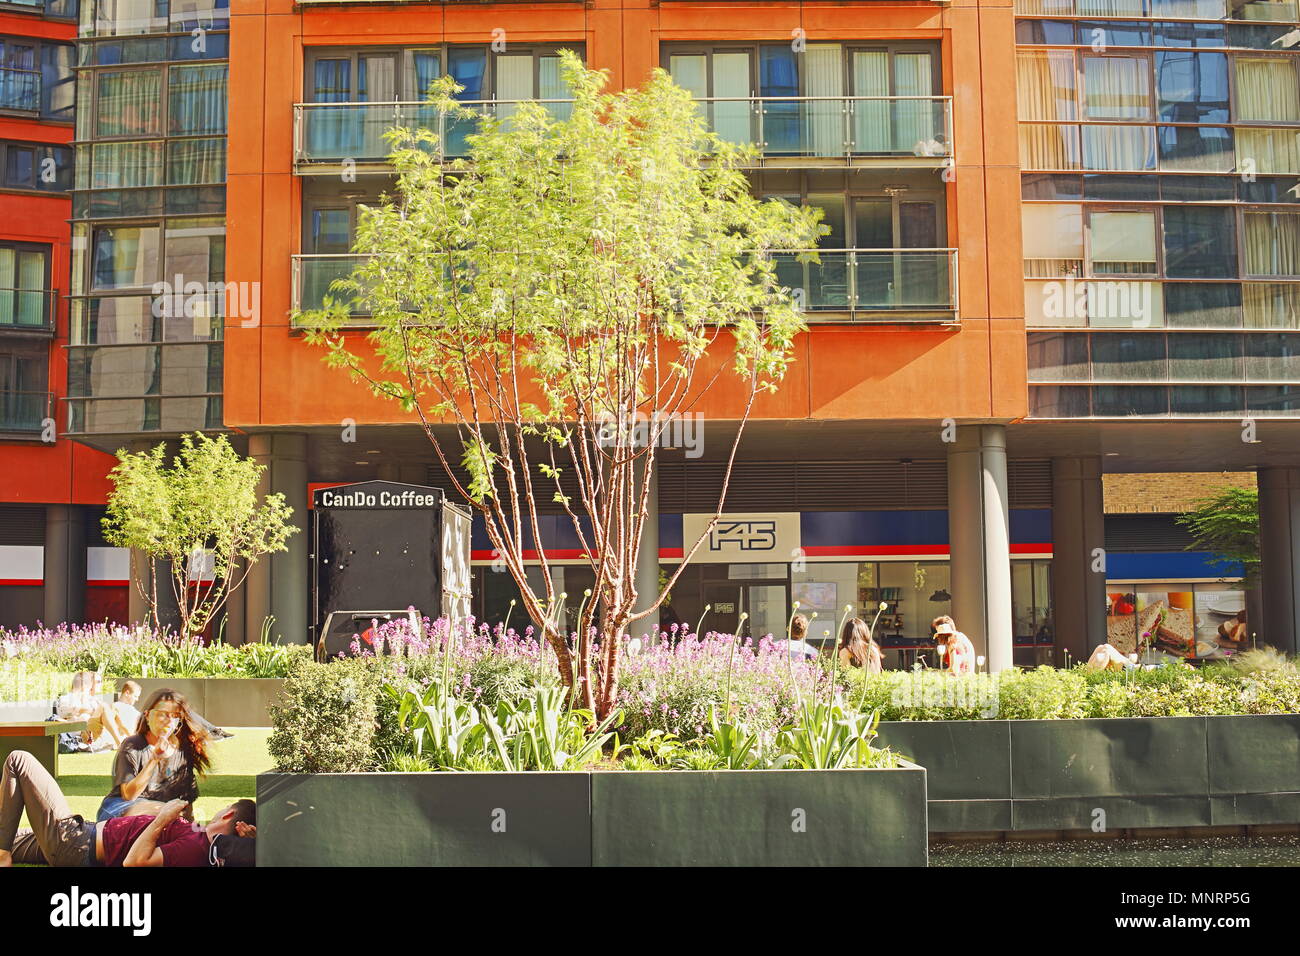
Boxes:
[0,141,73,191]
[0,36,73,118]
[95,69,162,137]
[1234,57,1300,123]
[0,243,51,329]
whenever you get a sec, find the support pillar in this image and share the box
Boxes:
[946,425,1014,671]
[43,505,86,626]
[633,458,659,637]
[244,433,309,644]
[1050,457,1108,666]
[1258,467,1300,655]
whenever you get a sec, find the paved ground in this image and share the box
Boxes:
[20,728,272,829]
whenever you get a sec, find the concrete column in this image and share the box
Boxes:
[946,425,1014,671]
[43,505,87,625]
[633,458,659,634]
[1258,467,1300,655]
[245,433,310,644]
[1050,457,1108,665]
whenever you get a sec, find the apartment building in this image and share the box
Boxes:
[6,0,1298,668]
[0,0,119,628]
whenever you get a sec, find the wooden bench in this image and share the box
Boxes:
[0,721,87,778]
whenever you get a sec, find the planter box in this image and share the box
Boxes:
[878,715,1300,833]
[116,678,284,727]
[591,764,928,867]
[257,764,930,867]
[257,772,592,866]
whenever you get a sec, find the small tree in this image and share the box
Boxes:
[300,53,821,717]
[1176,484,1260,586]
[103,432,298,639]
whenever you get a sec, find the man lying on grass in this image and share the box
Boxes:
[0,750,255,867]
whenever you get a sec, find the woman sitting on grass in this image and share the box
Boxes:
[96,689,211,823]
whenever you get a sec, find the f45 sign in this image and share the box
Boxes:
[682,512,801,564]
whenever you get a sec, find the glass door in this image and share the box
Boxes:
[850,48,937,155]
[851,196,943,308]
[669,50,754,146]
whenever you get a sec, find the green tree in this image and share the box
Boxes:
[102,432,298,639]
[299,52,821,717]
[1176,484,1260,586]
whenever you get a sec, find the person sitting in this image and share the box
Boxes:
[51,672,124,754]
[96,688,211,822]
[777,614,822,661]
[1086,643,1137,671]
[932,615,976,675]
[0,750,254,867]
[112,680,143,738]
[838,618,883,674]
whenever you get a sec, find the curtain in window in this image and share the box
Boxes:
[167,137,225,185]
[893,52,935,155]
[1235,127,1300,174]
[1235,58,1300,123]
[446,48,487,155]
[92,141,162,189]
[1078,0,1144,13]
[169,65,227,134]
[1017,51,1077,121]
[309,60,352,160]
[494,54,533,124]
[0,248,14,326]
[1090,211,1157,274]
[1023,203,1084,276]
[1020,124,1081,169]
[1082,124,1155,169]
[1245,211,1300,276]
[804,44,843,158]
[407,51,440,99]
[1016,0,1076,14]
[1083,56,1150,120]
[1244,283,1300,328]
[853,51,890,153]
[713,52,752,147]
[1234,0,1300,22]
[96,70,162,136]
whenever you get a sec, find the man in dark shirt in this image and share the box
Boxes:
[0,750,255,867]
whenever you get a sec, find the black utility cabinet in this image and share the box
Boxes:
[310,480,471,659]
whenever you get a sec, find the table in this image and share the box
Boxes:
[0,721,87,777]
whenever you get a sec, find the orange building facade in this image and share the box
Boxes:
[0,1,122,629]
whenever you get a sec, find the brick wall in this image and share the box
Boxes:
[1103,473,1257,515]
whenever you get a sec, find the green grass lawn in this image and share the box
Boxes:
[26,728,273,828]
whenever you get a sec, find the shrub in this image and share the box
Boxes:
[268,658,383,773]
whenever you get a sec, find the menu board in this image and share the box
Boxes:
[1105,589,1247,660]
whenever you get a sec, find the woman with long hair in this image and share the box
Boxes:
[838,618,883,673]
[96,689,212,822]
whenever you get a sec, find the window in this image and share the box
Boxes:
[1027,331,1090,380]
[1235,57,1300,123]
[1168,332,1243,380]
[0,243,50,329]
[91,225,161,289]
[1083,55,1151,120]
[96,69,162,137]
[1,36,73,118]
[1023,203,1083,276]
[90,141,162,189]
[1082,124,1155,169]
[1157,125,1233,172]
[1244,210,1300,276]
[1154,51,1228,123]
[168,64,226,134]
[1089,210,1157,274]
[1163,206,1237,277]
[0,141,73,191]
[166,137,223,184]
[1165,282,1242,327]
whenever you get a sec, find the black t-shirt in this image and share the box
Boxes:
[106,734,198,803]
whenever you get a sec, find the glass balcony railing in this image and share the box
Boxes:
[293,96,952,166]
[0,67,40,112]
[0,390,52,433]
[774,249,958,315]
[0,288,57,331]
[293,100,575,166]
[694,96,953,161]
[293,249,958,321]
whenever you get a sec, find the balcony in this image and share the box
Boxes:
[0,390,52,434]
[0,67,40,112]
[292,96,953,172]
[0,288,57,334]
[692,96,953,167]
[292,249,959,324]
[293,100,574,172]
